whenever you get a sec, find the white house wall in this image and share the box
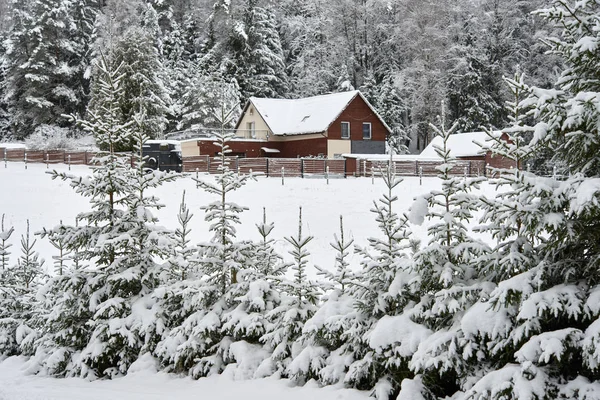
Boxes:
[236,104,271,139]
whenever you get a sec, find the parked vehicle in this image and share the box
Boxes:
[142,140,183,172]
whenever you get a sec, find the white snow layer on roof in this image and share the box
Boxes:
[419,131,497,158]
[250,91,359,136]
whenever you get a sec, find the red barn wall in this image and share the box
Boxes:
[328,95,389,141]
[277,137,328,158]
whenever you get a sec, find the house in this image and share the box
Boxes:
[419,131,518,170]
[193,90,391,159]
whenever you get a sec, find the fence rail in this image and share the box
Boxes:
[1,147,488,179]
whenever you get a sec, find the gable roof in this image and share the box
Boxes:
[236,90,392,136]
[419,131,501,158]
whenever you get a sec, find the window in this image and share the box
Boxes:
[341,122,350,139]
[362,122,372,139]
[247,121,256,138]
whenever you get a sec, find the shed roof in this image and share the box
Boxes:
[238,91,392,136]
[419,131,501,158]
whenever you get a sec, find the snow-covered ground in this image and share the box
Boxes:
[0,161,498,399]
[0,356,369,400]
[0,162,497,275]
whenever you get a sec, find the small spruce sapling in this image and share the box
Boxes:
[168,191,197,281]
[262,207,319,378]
[0,214,14,272]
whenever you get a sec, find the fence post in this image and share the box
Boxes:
[3,148,6,168]
[415,160,419,175]
[281,167,285,186]
[207,156,211,174]
[419,166,423,186]
[363,160,367,177]
[45,152,49,169]
[301,159,304,178]
[24,152,27,169]
[553,165,557,179]
[68,154,72,170]
[266,158,270,177]
[196,168,199,188]
[326,166,330,185]
[464,166,468,180]
[371,167,374,185]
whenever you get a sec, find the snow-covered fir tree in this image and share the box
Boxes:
[1,220,46,357]
[155,88,254,378]
[457,2,600,398]
[403,108,490,399]
[3,0,91,137]
[30,56,176,378]
[288,215,355,384]
[261,207,320,379]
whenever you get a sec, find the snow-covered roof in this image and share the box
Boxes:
[419,131,500,158]
[239,91,392,136]
[260,147,280,153]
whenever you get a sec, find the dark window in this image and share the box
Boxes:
[341,122,350,139]
[362,123,372,139]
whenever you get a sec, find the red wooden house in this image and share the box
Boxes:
[194,91,391,159]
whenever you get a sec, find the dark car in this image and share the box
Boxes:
[142,140,183,172]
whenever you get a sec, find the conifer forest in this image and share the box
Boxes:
[2,1,600,399]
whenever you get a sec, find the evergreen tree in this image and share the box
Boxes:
[226,0,289,100]
[446,17,504,132]
[111,25,170,147]
[0,213,13,272]
[405,108,490,399]
[261,207,319,377]
[3,0,87,137]
[167,191,197,281]
[461,2,600,398]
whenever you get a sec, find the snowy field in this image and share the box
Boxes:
[0,162,499,275]
[0,162,499,399]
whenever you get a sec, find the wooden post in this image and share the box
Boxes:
[4,148,7,168]
[326,166,330,185]
[24,152,27,169]
[196,168,199,188]
[419,166,423,186]
[68,154,71,170]
[282,167,285,185]
[45,152,49,169]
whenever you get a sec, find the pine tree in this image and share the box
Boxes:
[0,213,13,272]
[289,215,355,384]
[167,191,197,281]
[261,207,319,378]
[156,89,252,378]
[405,107,490,399]
[110,25,170,147]
[3,0,87,137]
[461,2,600,398]
[446,17,504,132]
[226,0,289,100]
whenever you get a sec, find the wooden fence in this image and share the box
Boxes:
[353,159,486,178]
[1,147,487,178]
[182,156,486,178]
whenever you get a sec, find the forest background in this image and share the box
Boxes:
[0,0,561,153]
